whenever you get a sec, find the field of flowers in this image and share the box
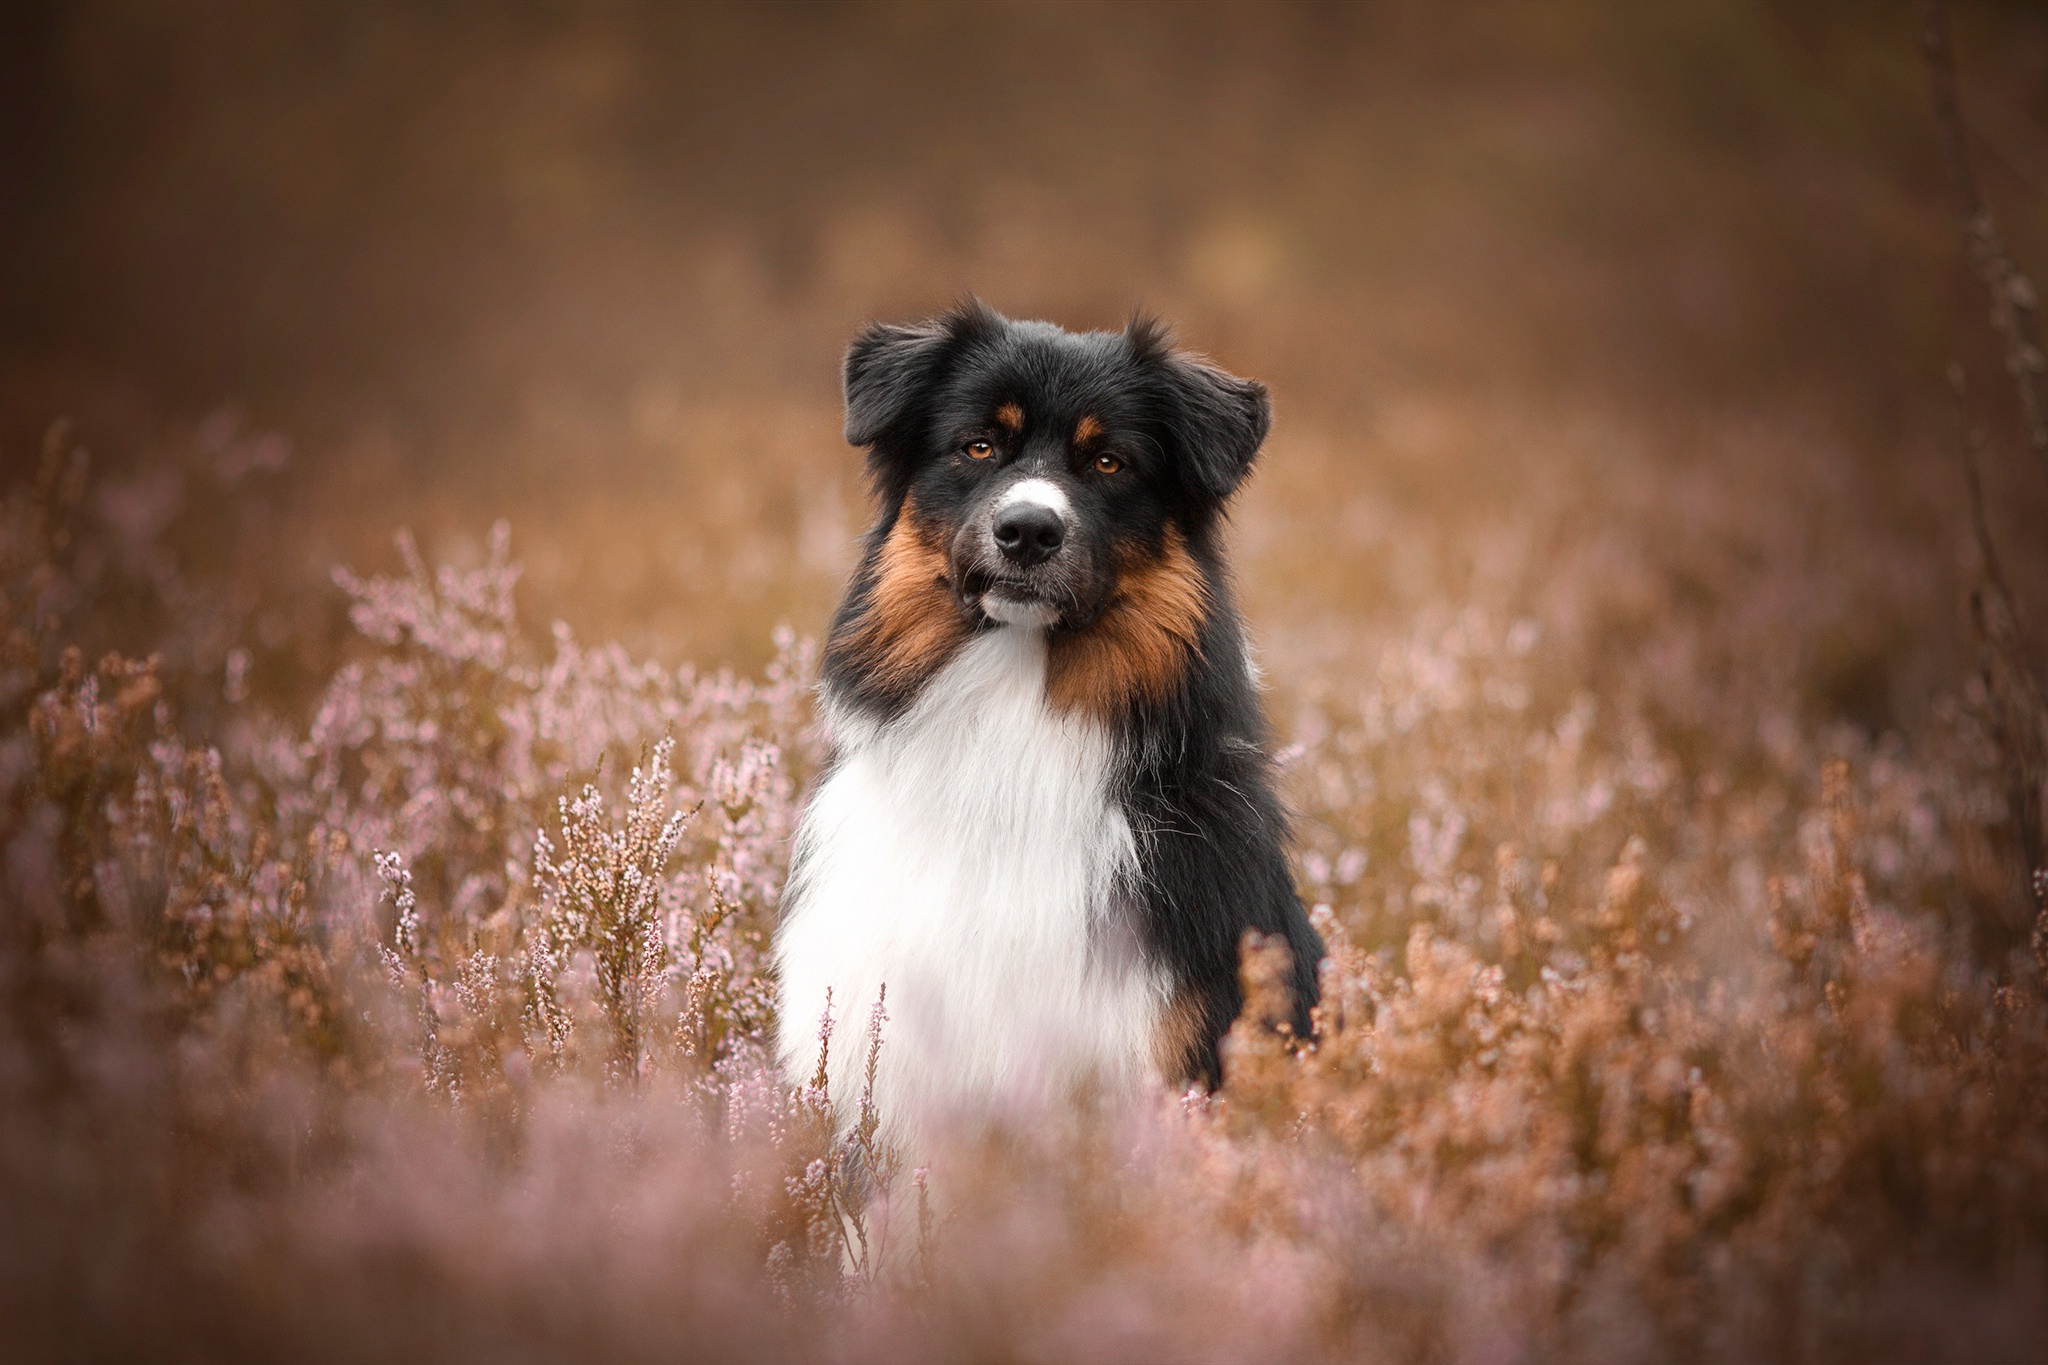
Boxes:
[6,3,2048,1361]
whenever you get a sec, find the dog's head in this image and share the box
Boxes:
[842,300,1270,633]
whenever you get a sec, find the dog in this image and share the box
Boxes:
[775,301,1323,1152]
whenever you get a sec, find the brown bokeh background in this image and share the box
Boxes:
[11,11,2048,1353]
[3,0,2046,712]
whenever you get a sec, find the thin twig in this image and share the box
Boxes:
[1949,367,2048,927]
[1918,0,2048,938]
[1916,0,2048,469]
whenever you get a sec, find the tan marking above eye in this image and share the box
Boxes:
[1093,452,1122,474]
[1074,414,1104,445]
[995,403,1025,432]
[965,439,995,460]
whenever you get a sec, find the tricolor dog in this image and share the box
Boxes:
[776,301,1322,1151]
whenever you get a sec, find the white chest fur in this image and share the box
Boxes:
[776,625,1169,1152]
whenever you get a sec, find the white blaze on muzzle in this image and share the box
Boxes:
[995,476,1073,519]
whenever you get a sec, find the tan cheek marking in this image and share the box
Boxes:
[1074,414,1103,445]
[1046,526,1207,719]
[1153,987,1209,1081]
[995,402,1024,433]
[845,496,970,689]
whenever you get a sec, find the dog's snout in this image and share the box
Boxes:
[993,504,1066,567]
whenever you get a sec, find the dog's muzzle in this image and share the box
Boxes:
[953,479,1084,628]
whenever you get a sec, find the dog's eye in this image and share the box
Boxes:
[1092,453,1123,474]
[965,440,995,461]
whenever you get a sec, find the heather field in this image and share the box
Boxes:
[7,3,2048,1361]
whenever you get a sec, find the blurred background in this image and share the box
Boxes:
[11,9,2048,1353]
[2,0,2046,718]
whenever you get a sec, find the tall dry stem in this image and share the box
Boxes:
[1918,0,2048,929]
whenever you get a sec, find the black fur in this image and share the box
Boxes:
[1119,570,1321,1084]
[826,299,1322,1085]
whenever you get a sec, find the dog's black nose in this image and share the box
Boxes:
[993,504,1066,567]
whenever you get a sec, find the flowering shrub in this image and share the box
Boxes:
[3,421,2047,1364]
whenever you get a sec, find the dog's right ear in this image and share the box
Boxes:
[843,320,948,449]
[843,300,1001,455]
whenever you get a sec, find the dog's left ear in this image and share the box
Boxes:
[1132,318,1272,502]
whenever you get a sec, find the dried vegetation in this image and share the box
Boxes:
[7,392,2048,1362]
[7,3,2048,1361]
